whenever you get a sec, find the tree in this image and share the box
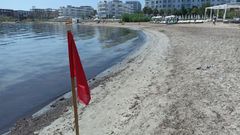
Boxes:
[166,9,172,15]
[159,9,165,16]
[172,8,179,15]
[191,7,199,15]
[143,7,149,14]
[187,8,192,15]
[148,8,153,15]
[153,8,159,16]
[199,2,211,15]
[181,6,188,15]
[143,7,153,15]
[122,14,130,22]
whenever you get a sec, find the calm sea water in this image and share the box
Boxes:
[0,23,145,133]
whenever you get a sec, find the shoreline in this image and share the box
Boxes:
[36,23,170,135]
[33,27,147,118]
[8,24,149,135]
[32,28,147,118]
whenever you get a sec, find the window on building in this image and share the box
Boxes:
[168,5,171,7]
[156,1,158,3]
[168,0,171,2]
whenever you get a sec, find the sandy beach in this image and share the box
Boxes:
[10,22,240,135]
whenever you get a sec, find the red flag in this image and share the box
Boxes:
[67,31,91,105]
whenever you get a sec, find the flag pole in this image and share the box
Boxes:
[67,29,91,135]
[71,77,80,135]
[67,28,80,135]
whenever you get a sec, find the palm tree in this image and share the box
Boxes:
[153,8,159,16]
[143,7,153,15]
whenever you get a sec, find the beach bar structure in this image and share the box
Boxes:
[205,2,240,21]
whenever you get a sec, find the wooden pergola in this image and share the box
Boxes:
[205,2,240,21]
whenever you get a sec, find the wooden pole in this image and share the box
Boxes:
[71,77,80,135]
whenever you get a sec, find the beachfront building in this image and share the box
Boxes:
[0,7,58,20]
[31,6,59,19]
[126,1,142,12]
[14,10,32,20]
[145,0,232,10]
[0,9,14,17]
[59,5,94,19]
[80,6,95,18]
[98,0,109,18]
[108,0,134,18]
[97,0,134,18]
[231,0,240,2]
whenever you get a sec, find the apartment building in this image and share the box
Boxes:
[31,7,59,19]
[0,7,58,20]
[0,9,14,17]
[98,0,109,18]
[98,0,135,18]
[145,0,232,10]
[126,1,142,12]
[59,5,94,18]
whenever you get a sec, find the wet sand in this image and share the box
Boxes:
[10,22,240,135]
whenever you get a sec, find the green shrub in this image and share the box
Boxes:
[0,15,15,22]
[121,13,150,22]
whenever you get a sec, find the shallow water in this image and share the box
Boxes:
[0,23,145,133]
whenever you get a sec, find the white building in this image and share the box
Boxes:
[230,0,240,2]
[145,0,233,10]
[98,0,108,18]
[80,6,95,17]
[126,1,142,12]
[98,0,134,18]
[59,5,94,19]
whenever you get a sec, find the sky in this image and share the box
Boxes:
[0,0,145,10]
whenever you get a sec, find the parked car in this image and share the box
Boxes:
[151,16,163,23]
[165,15,178,24]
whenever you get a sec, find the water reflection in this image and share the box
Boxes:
[73,25,96,40]
[97,27,138,48]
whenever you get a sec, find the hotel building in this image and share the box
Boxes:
[98,0,135,18]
